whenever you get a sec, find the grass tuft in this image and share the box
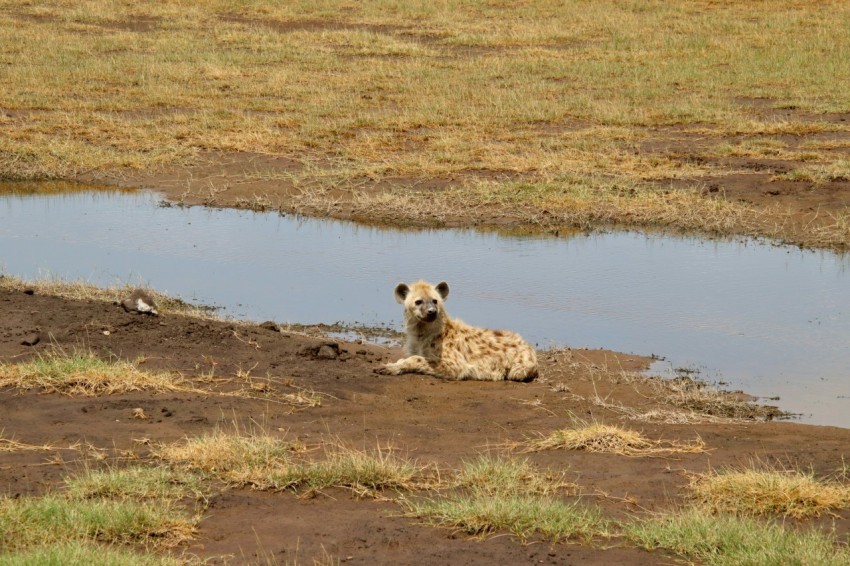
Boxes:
[625,508,850,566]
[522,420,705,456]
[63,466,204,503]
[0,494,196,551]
[0,349,195,396]
[406,493,608,542]
[454,454,575,496]
[0,540,181,565]
[153,428,304,487]
[404,454,599,542]
[687,466,850,519]
[155,430,426,496]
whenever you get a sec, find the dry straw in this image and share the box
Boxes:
[521,420,706,457]
[0,349,197,396]
[688,466,850,519]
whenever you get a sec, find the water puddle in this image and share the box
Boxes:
[2,183,849,427]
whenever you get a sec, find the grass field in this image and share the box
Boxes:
[1,1,849,247]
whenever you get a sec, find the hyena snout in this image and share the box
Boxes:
[412,303,438,323]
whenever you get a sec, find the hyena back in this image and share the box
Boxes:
[379,280,538,382]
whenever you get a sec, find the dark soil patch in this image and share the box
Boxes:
[2,288,849,563]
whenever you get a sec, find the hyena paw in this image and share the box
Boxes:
[374,363,401,375]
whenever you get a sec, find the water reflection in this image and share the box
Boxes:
[1,183,848,427]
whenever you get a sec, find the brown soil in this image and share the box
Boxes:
[3,288,850,564]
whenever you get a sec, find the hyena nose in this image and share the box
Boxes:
[427,307,437,316]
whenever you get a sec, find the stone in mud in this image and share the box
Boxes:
[259,321,281,332]
[299,342,341,360]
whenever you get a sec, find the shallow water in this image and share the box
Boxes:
[2,184,849,427]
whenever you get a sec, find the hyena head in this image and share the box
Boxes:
[394,280,450,324]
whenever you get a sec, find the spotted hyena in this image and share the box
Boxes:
[378,280,538,382]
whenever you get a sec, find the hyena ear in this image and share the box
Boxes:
[394,283,410,304]
[435,281,450,300]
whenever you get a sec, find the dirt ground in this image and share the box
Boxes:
[3,287,850,564]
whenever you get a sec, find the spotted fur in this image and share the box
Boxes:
[379,280,538,382]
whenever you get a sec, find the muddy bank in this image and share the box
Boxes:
[82,121,850,250]
[2,287,849,563]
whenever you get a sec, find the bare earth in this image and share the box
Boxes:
[2,287,849,564]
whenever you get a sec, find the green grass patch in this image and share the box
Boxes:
[0,495,196,551]
[625,508,850,566]
[63,466,204,503]
[454,454,574,496]
[406,493,608,543]
[405,454,602,542]
[0,541,180,566]
[0,350,195,396]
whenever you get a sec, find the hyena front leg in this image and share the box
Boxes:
[377,355,437,376]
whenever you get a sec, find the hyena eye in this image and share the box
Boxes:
[414,299,423,306]
[431,299,438,304]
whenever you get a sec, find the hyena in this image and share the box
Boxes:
[378,280,538,382]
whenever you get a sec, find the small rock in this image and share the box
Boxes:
[20,333,40,346]
[316,343,340,360]
[299,342,341,360]
[259,321,281,332]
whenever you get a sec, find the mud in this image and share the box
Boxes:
[2,287,849,563]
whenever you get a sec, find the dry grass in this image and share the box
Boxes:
[655,377,784,421]
[570,391,744,425]
[204,368,325,409]
[521,420,705,457]
[542,352,782,423]
[0,273,217,319]
[0,349,198,396]
[337,175,779,241]
[0,430,54,452]
[2,2,850,248]
[688,466,850,519]
[153,427,305,480]
[584,378,776,424]
[155,428,428,497]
